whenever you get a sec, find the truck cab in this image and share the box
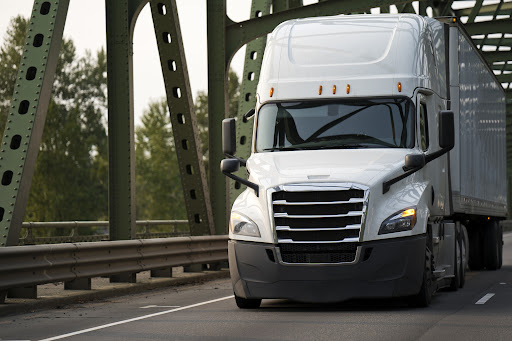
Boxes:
[221,14,506,308]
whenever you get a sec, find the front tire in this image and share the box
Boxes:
[235,294,261,309]
[409,235,434,307]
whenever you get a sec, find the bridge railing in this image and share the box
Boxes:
[0,235,229,300]
[18,220,190,245]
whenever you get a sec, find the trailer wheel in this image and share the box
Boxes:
[235,294,262,309]
[409,236,434,307]
[484,220,500,270]
[468,226,483,271]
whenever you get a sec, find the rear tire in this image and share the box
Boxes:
[459,224,467,288]
[449,224,461,291]
[235,294,262,309]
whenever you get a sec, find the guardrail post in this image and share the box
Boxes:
[150,268,173,278]
[8,285,37,299]
[65,278,91,290]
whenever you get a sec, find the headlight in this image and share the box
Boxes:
[378,207,417,235]
[230,212,261,237]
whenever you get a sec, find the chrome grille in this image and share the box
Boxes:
[273,183,367,264]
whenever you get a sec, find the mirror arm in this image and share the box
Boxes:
[383,145,454,194]
[382,166,423,194]
[222,170,259,197]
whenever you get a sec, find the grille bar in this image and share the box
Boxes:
[273,199,364,205]
[274,212,363,219]
[272,183,367,264]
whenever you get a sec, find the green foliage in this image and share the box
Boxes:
[135,100,186,220]
[194,69,240,173]
[135,69,240,221]
[0,16,108,223]
[0,16,27,134]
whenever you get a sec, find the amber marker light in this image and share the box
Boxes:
[402,208,416,218]
[452,17,456,23]
[346,84,350,94]
[318,85,323,95]
[398,82,402,92]
[333,85,337,94]
[270,87,274,97]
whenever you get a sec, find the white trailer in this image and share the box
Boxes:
[221,14,506,308]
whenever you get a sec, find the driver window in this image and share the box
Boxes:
[419,103,429,151]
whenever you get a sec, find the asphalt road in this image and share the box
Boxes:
[1,233,511,341]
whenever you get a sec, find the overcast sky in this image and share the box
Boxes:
[0,0,259,125]
[2,1,475,125]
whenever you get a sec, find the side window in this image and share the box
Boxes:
[419,103,429,151]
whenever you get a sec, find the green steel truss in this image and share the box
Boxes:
[0,0,70,246]
[0,0,511,245]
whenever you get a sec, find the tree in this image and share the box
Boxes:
[195,69,240,174]
[0,16,109,223]
[135,69,240,221]
[0,16,27,134]
[135,100,186,220]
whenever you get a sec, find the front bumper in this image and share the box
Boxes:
[229,235,426,303]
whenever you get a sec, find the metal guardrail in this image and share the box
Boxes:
[19,220,190,245]
[0,235,228,292]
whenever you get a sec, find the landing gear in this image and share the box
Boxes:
[484,220,501,270]
[468,219,502,271]
[235,294,261,309]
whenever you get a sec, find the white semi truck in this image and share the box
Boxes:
[220,14,507,308]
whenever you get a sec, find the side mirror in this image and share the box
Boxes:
[439,110,454,150]
[222,118,236,156]
[404,153,425,170]
[220,158,240,174]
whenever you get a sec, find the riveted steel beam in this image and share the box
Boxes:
[150,0,214,235]
[105,0,148,241]
[225,0,421,64]
[229,0,272,206]
[474,38,512,47]
[498,73,512,83]
[456,2,512,17]
[465,19,512,36]
[483,51,512,63]
[207,0,228,235]
[0,0,70,247]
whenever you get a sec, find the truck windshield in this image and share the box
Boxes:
[255,98,415,152]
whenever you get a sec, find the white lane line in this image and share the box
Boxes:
[475,293,495,305]
[38,295,234,341]
[139,305,181,309]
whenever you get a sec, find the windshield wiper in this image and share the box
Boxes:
[262,147,307,152]
[316,144,370,149]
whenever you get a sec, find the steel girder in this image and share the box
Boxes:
[150,0,214,236]
[0,0,70,246]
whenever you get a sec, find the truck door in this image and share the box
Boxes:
[417,93,449,218]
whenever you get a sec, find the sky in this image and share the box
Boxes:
[1,1,479,126]
[0,0,257,125]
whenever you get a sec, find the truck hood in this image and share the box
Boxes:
[247,149,411,189]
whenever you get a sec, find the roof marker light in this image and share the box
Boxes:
[318,85,323,95]
[398,82,402,92]
[270,87,274,97]
[333,85,336,95]
[452,17,456,23]
[346,84,350,94]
